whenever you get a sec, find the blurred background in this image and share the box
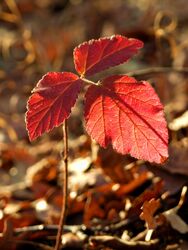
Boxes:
[0,0,188,249]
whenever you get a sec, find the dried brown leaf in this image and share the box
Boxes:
[140,198,161,229]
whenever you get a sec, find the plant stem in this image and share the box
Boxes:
[127,66,188,77]
[81,77,100,86]
[55,119,69,250]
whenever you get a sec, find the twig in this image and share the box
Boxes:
[127,66,188,77]
[55,120,69,250]
[13,217,137,236]
[14,224,82,235]
[90,235,159,250]
[94,216,138,233]
[177,186,187,209]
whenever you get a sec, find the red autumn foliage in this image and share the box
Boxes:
[85,75,168,163]
[26,72,82,140]
[73,35,143,76]
[26,35,168,163]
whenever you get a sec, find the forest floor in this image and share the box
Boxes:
[0,0,188,249]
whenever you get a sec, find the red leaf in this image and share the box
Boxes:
[26,72,82,141]
[84,75,168,164]
[74,35,143,77]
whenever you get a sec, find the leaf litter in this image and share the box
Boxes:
[0,0,188,249]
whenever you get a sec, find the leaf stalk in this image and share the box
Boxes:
[81,76,101,86]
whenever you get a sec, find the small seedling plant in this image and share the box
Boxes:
[25,35,168,250]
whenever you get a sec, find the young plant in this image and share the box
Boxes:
[25,35,168,249]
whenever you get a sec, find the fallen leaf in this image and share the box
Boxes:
[165,138,188,176]
[169,110,188,131]
[163,209,188,234]
[140,198,161,229]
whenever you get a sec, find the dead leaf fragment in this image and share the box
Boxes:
[165,139,188,176]
[25,157,58,186]
[140,198,161,229]
[163,186,188,234]
[163,210,188,234]
[0,220,13,250]
[169,110,188,131]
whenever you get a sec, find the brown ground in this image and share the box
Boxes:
[0,0,188,249]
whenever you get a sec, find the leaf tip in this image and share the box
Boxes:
[160,155,169,164]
